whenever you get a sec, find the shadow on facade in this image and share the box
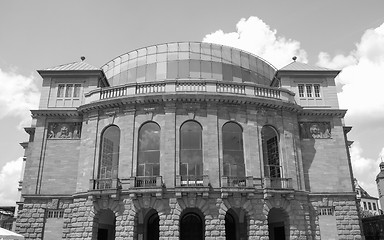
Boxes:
[268,208,290,240]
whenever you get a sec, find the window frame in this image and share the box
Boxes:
[297,83,321,99]
[137,121,161,177]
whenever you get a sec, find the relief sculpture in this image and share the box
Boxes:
[299,122,331,139]
[47,122,82,139]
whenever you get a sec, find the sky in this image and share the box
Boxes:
[1,0,384,206]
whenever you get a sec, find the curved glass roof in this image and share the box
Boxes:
[101,42,277,87]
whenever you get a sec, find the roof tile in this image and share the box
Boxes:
[43,61,99,71]
[279,61,333,71]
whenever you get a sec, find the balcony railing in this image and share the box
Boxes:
[90,178,120,190]
[134,176,163,188]
[263,177,293,189]
[176,175,209,187]
[221,176,263,188]
[84,80,295,105]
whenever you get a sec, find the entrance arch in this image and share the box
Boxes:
[96,209,116,240]
[180,209,204,240]
[145,209,159,240]
[268,208,289,240]
[225,208,247,240]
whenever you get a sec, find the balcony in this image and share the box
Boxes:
[221,176,263,188]
[133,176,163,188]
[176,175,209,187]
[83,80,296,106]
[88,178,121,198]
[263,177,293,189]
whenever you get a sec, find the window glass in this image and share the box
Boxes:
[156,62,167,80]
[256,59,264,75]
[157,44,167,53]
[233,66,242,82]
[127,68,137,83]
[136,65,146,83]
[212,62,223,80]
[190,60,201,78]
[147,46,156,55]
[137,56,146,67]
[223,122,245,177]
[121,54,129,63]
[168,43,178,52]
[138,122,160,177]
[65,84,73,98]
[180,121,203,177]
[120,70,128,85]
[57,84,65,98]
[201,43,211,61]
[249,56,257,72]
[73,84,81,98]
[157,53,167,62]
[179,60,190,79]
[190,42,201,53]
[232,49,241,66]
[298,84,304,97]
[190,53,200,60]
[167,61,178,79]
[146,63,156,82]
[262,126,281,178]
[373,203,377,211]
[306,84,312,97]
[212,45,221,59]
[147,54,156,64]
[241,69,251,83]
[137,48,146,57]
[121,61,128,72]
[179,42,189,52]
[222,63,233,81]
[99,126,120,181]
[250,72,258,84]
[179,52,189,60]
[368,202,372,210]
[201,61,212,79]
[314,84,321,97]
[240,52,249,68]
[222,46,232,63]
[128,58,137,69]
[168,52,178,61]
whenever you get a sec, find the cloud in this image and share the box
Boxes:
[351,142,382,198]
[0,157,22,206]
[317,23,384,123]
[0,68,40,127]
[203,16,308,69]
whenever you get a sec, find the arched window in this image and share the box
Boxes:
[222,122,245,178]
[98,125,120,189]
[137,122,160,176]
[261,126,281,178]
[180,121,203,179]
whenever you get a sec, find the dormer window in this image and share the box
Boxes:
[298,84,321,98]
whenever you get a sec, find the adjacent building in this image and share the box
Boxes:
[16,42,362,239]
[355,179,380,216]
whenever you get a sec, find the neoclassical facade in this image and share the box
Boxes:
[16,42,362,239]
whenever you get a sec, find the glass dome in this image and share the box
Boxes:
[101,42,277,87]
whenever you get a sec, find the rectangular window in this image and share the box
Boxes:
[314,84,321,97]
[46,210,64,219]
[306,84,312,97]
[57,84,65,97]
[373,203,377,211]
[298,84,304,97]
[363,202,367,210]
[368,202,372,210]
[73,84,81,97]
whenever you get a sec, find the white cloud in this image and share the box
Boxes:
[351,142,382,198]
[203,16,308,69]
[317,23,384,123]
[0,157,22,206]
[0,68,40,127]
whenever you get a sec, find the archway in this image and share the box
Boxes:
[97,209,116,240]
[180,209,204,240]
[145,209,159,240]
[268,208,289,240]
[225,208,247,240]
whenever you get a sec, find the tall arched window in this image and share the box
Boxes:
[137,122,160,177]
[98,125,120,189]
[261,126,281,178]
[222,122,245,178]
[180,121,203,179]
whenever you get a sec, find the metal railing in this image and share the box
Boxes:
[134,176,162,188]
[263,177,293,189]
[91,178,120,190]
[177,175,209,187]
[226,176,247,187]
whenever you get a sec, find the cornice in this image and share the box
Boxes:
[298,108,347,117]
[31,109,81,118]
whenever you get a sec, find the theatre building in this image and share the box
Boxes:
[16,42,362,239]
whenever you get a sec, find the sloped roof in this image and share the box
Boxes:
[355,179,378,199]
[279,61,332,71]
[43,61,99,71]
